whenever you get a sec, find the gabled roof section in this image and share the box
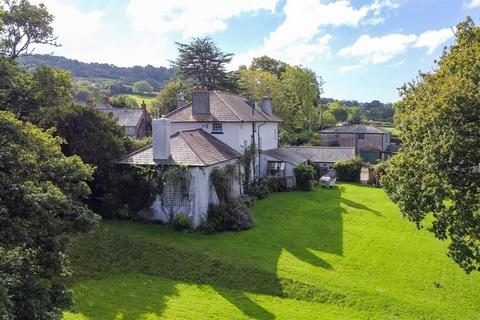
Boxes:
[117,129,240,167]
[320,124,388,134]
[97,108,145,127]
[166,90,281,123]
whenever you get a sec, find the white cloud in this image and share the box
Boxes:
[231,0,401,69]
[467,0,480,8]
[126,0,278,38]
[32,0,104,41]
[414,28,453,54]
[339,64,362,72]
[338,33,417,64]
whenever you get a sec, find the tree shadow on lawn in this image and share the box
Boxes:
[68,185,384,319]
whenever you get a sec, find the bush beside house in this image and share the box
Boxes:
[333,157,363,182]
[294,163,316,191]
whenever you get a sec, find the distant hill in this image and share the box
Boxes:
[19,54,174,91]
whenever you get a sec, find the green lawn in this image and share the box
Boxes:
[64,184,480,320]
[380,126,400,136]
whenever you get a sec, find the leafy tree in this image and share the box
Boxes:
[382,17,480,273]
[132,80,153,93]
[281,65,323,134]
[347,107,363,124]
[0,59,73,117]
[171,37,235,90]
[327,101,349,123]
[31,104,127,218]
[153,80,192,115]
[0,0,58,60]
[32,65,73,108]
[250,55,287,78]
[109,95,138,108]
[0,110,99,319]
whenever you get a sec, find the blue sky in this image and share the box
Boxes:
[34,0,480,102]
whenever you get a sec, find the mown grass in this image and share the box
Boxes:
[64,184,480,319]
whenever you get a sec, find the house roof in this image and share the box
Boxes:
[166,90,281,123]
[118,129,240,167]
[285,146,356,163]
[263,146,355,165]
[320,124,388,134]
[97,108,145,127]
[262,148,308,165]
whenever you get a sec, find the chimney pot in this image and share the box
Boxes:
[141,100,147,110]
[152,117,171,160]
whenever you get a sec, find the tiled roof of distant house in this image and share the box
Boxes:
[285,146,356,163]
[320,124,388,134]
[97,107,145,127]
[166,90,281,123]
[118,129,240,166]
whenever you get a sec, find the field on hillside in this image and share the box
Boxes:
[64,184,480,320]
[125,94,157,113]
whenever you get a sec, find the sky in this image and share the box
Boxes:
[32,0,480,102]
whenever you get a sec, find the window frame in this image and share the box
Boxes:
[212,122,223,134]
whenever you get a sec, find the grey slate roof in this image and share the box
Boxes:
[166,90,281,123]
[97,108,145,127]
[118,129,240,167]
[263,146,355,164]
[285,146,356,163]
[320,124,388,134]
[262,148,308,165]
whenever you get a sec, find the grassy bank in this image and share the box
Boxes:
[64,184,480,319]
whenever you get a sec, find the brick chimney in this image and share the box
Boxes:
[102,95,110,106]
[86,96,94,108]
[141,100,147,110]
[177,92,186,109]
[192,86,210,116]
[152,117,171,160]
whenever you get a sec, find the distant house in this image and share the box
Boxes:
[319,124,394,162]
[87,96,151,139]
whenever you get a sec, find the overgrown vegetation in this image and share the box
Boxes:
[208,164,253,232]
[333,157,363,182]
[294,163,316,191]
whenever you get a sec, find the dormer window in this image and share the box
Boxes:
[212,122,223,133]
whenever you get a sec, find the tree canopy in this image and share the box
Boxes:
[0,0,58,59]
[132,80,153,93]
[31,104,128,217]
[0,110,99,319]
[153,80,192,115]
[382,17,480,273]
[171,37,235,90]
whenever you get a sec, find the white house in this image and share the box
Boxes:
[118,88,356,227]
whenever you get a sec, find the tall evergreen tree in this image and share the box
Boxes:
[171,37,235,90]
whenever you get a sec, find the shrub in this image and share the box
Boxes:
[294,163,316,191]
[333,157,363,182]
[206,198,254,232]
[173,213,192,231]
[245,176,287,199]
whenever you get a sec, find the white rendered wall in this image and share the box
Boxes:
[150,159,241,228]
